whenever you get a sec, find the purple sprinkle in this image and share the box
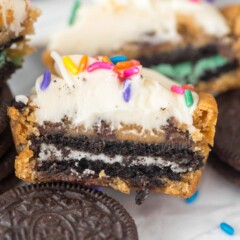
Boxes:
[90,186,103,191]
[40,70,51,91]
[123,79,131,102]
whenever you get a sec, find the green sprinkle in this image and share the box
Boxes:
[184,90,194,107]
[68,0,80,26]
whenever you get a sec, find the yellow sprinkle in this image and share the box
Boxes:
[63,56,79,75]
[102,56,112,63]
[79,55,88,72]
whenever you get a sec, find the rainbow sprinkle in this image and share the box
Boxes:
[87,62,114,72]
[110,55,127,65]
[123,67,140,78]
[40,70,51,91]
[63,56,79,75]
[220,222,235,236]
[79,55,88,72]
[123,79,132,102]
[184,90,194,107]
[171,85,185,95]
[68,0,80,26]
[182,84,195,91]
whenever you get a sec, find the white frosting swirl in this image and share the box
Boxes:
[31,53,198,133]
[0,0,30,35]
[48,0,229,56]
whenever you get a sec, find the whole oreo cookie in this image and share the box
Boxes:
[209,153,240,186]
[0,183,138,240]
[214,89,240,171]
[0,148,16,181]
[0,84,13,135]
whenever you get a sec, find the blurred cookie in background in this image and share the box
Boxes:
[43,0,240,94]
[210,89,240,185]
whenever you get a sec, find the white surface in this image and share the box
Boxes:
[7,0,240,239]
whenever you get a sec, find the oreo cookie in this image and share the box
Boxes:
[214,89,240,171]
[0,83,12,134]
[0,183,138,240]
[0,148,16,181]
[209,153,240,186]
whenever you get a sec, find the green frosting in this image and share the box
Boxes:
[153,54,229,85]
[0,50,23,69]
[0,50,7,68]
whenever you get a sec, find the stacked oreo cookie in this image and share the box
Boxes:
[210,89,240,186]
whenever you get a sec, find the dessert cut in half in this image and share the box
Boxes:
[0,0,40,85]
[44,0,240,93]
[8,52,218,198]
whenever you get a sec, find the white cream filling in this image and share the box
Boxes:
[38,143,193,173]
[31,54,198,133]
[48,0,229,56]
[0,0,29,35]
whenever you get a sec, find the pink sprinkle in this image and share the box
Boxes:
[171,85,185,95]
[123,67,140,78]
[190,0,201,3]
[87,62,114,72]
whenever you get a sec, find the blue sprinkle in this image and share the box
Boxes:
[123,79,131,102]
[185,190,199,204]
[40,70,51,91]
[220,222,235,236]
[110,55,127,65]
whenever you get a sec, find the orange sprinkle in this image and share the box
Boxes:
[79,55,88,72]
[182,84,195,91]
[102,56,112,63]
[115,60,141,70]
[115,61,132,70]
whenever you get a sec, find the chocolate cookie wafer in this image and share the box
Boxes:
[0,148,16,181]
[0,183,138,240]
[0,84,12,134]
[0,174,21,195]
[0,127,13,159]
[214,89,240,171]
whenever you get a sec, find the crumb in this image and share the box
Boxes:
[135,189,150,205]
